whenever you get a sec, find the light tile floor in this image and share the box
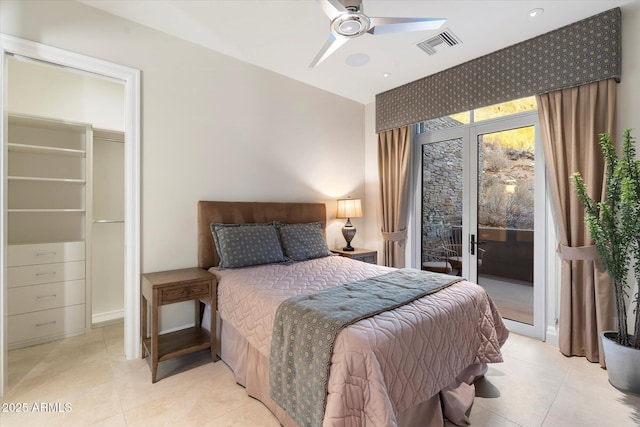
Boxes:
[1,324,639,426]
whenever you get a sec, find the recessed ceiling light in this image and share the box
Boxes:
[345,53,370,67]
[383,72,392,78]
[529,8,544,18]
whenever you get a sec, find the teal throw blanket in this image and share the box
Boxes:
[269,268,462,427]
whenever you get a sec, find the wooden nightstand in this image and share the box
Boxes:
[331,248,378,264]
[141,267,217,382]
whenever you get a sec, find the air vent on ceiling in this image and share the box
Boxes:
[416,29,462,55]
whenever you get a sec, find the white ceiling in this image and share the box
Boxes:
[78,0,637,104]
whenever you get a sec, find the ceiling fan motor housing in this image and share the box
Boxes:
[331,10,371,37]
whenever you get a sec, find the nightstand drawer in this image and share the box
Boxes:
[159,281,210,305]
[331,248,378,265]
[355,254,377,264]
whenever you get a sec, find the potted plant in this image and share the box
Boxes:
[572,129,640,394]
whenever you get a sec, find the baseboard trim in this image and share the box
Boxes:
[8,329,86,351]
[546,325,559,348]
[92,309,124,326]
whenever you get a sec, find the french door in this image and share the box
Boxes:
[416,112,545,338]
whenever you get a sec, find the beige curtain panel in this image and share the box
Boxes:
[378,126,411,268]
[536,78,617,366]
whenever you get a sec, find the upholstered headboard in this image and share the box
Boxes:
[197,201,327,269]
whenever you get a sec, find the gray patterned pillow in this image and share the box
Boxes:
[210,222,286,269]
[277,222,330,261]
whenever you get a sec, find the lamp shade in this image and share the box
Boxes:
[337,198,363,219]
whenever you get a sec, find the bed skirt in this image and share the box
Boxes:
[207,306,486,427]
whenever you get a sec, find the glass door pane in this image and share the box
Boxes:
[417,111,544,338]
[421,137,463,276]
[476,126,535,325]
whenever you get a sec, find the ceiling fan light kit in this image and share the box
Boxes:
[332,10,370,37]
[310,0,446,68]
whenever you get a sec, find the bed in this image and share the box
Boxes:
[197,201,508,427]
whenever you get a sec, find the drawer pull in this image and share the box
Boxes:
[36,320,56,327]
[36,294,57,300]
[35,272,56,277]
[36,252,57,256]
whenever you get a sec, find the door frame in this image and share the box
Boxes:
[0,34,141,395]
[413,111,546,339]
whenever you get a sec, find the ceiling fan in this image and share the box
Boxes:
[310,0,446,67]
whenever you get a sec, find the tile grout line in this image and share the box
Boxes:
[537,364,566,427]
[102,325,131,426]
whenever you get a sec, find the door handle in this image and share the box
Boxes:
[469,234,487,255]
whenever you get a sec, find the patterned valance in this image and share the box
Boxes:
[375,8,621,133]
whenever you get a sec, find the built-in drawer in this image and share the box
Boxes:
[159,281,210,305]
[8,280,85,316]
[8,241,85,267]
[8,261,85,288]
[8,304,85,344]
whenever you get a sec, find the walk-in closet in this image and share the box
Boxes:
[6,55,125,349]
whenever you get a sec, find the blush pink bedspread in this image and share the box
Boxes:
[211,255,508,426]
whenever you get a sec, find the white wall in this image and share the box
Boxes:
[7,56,124,131]
[0,0,366,331]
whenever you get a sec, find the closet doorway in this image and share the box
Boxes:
[0,35,141,396]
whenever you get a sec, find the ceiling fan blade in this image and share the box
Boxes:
[317,0,347,20]
[309,34,349,68]
[368,17,446,35]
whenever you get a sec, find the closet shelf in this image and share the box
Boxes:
[8,176,85,184]
[8,114,91,350]
[8,143,85,157]
[8,209,85,213]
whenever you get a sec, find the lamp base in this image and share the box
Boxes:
[342,220,356,252]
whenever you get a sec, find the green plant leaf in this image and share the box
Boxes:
[572,129,640,346]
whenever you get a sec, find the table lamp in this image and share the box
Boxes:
[336,198,363,251]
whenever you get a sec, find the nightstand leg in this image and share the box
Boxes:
[210,312,216,363]
[141,295,148,359]
[151,294,159,383]
[210,281,217,362]
[194,300,202,328]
